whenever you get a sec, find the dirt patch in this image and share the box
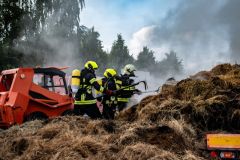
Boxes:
[11,138,29,155]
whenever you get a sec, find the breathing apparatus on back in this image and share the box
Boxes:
[71,69,81,95]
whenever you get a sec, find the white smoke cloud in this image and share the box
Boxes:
[129,25,171,61]
[129,26,155,58]
[128,0,239,75]
[15,6,83,74]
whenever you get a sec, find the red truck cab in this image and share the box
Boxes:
[0,67,73,128]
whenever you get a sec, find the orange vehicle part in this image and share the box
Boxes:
[207,134,240,150]
[0,67,74,128]
[207,134,240,159]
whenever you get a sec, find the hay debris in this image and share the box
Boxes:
[1,63,240,159]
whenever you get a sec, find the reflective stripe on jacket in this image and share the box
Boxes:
[117,97,129,102]
[74,99,97,105]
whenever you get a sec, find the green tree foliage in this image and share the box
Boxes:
[0,1,26,70]
[154,51,183,77]
[79,27,108,73]
[19,0,85,39]
[0,0,85,70]
[135,47,183,77]
[135,46,155,72]
[18,0,85,66]
[109,34,134,73]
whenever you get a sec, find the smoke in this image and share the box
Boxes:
[131,70,185,103]
[130,0,240,75]
[40,33,80,71]
[14,1,84,74]
[217,0,240,61]
[133,71,162,102]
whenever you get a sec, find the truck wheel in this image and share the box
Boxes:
[25,112,48,122]
[61,110,74,116]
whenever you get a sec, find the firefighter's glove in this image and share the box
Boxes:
[127,79,134,84]
[105,89,115,96]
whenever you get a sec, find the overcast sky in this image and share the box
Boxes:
[80,0,240,74]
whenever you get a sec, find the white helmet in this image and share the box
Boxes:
[123,64,136,76]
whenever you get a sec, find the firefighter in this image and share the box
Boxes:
[117,64,141,111]
[98,68,120,119]
[73,61,113,119]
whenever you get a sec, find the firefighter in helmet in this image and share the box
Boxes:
[73,61,113,119]
[98,68,121,119]
[117,64,141,111]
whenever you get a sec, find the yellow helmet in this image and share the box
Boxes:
[84,61,98,70]
[104,68,117,78]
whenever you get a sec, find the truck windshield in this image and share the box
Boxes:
[33,74,67,95]
[0,74,14,92]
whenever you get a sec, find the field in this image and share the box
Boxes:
[1,63,240,160]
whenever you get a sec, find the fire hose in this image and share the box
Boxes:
[96,80,148,99]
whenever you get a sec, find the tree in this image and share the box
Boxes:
[17,0,86,66]
[20,0,85,39]
[79,27,108,73]
[109,34,134,73]
[0,0,85,69]
[135,46,155,72]
[154,51,183,77]
[0,0,27,69]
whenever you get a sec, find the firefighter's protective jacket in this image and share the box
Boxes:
[74,68,104,105]
[100,77,120,105]
[117,74,135,102]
